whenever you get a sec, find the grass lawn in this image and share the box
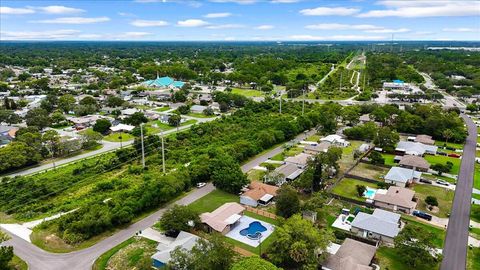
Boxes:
[473,193,480,200]
[231,88,264,97]
[424,155,461,175]
[472,204,480,223]
[305,134,321,142]
[147,119,197,133]
[434,140,464,150]
[338,140,364,174]
[349,163,389,181]
[467,247,480,270]
[93,238,135,270]
[401,215,446,248]
[413,184,454,218]
[422,173,457,184]
[8,255,28,270]
[247,169,266,182]
[380,153,396,167]
[188,189,239,214]
[475,164,480,190]
[105,237,157,270]
[187,113,216,118]
[470,227,480,240]
[103,132,135,142]
[376,246,439,270]
[270,152,284,161]
[331,178,378,201]
[154,107,170,112]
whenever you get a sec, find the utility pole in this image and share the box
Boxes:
[161,129,165,174]
[140,123,145,169]
[302,86,305,116]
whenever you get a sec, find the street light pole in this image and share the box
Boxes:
[140,123,145,169]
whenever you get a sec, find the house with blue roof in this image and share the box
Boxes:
[142,75,185,89]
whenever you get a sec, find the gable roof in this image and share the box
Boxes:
[373,186,417,209]
[304,142,331,153]
[151,231,199,264]
[398,155,430,170]
[242,182,279,201]
[285,153,312,166]
[396,141,437,155]
[415,134,435,145]
[351,209,401,238]
[385,167,422,183]
[200,202,245,232]
[324,238,377,270]
[274,163,304,180]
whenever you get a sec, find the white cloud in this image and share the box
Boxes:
[35,5,84,14]
[365,28,410,33]
[358,1,480,17]
[1,29,80,40]
[271,0,301,3]
[131,20,169,27]
[300,7,360,16]
[209,0,257,4]
[177,19,209,27]
[443,27,479,32]
[206,24,244,29]
[204,12,232,18]
[255,25,275,30]
[33,17,110,24]
[305,23,380,30]
[0,6,35,14]
[118,12,136,17]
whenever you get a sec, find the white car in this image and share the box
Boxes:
[196,182,206,188]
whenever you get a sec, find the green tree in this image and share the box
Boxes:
[275,185,300,218]
[93,119,112,135]
[394,224,439,268]
[425,196,438,207]
[369,151,385,165]
[267,214,333,269]
[178,105,190,115]
[0,231,13,270]
[203,107,214,116]
[106,96,124,107]
[210,154,248,194]
[168,114,182,127]
[80,129,103,149]
[169,234,237,270]
[124,112,148,126]
[373,127,399,152]
[25,108,51,129]
[58,94,76,113]
[50,111,67,126]
[0,110,21,125]
[231,257,279,270]
[158,205,199,233]
[356,185,366,197]
[442,129,454,146]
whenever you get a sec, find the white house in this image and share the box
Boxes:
[320,135,350,147]
[151,231,200,269]
[384,166,422,187]
[395,141,437,156]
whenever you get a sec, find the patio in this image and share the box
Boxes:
[225,215,274,247]
[332,214,355,231]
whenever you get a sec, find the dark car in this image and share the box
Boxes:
[413,210,432,221]
[419,178,432,184]
[438,151,447,156]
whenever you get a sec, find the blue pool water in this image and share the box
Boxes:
[363,188,376,198]
[240,221,267,238]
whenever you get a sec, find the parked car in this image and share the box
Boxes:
[436,180,449,186]
[419,178,432,184]
[413,210,432,221]
[196,182,206,188]
[438,151,447,156]
[448,153,461,158]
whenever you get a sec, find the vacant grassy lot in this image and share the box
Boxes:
[413,184,454,218]
[434,140,464,150]
[154,107,170,112]
[331,178,378,201]
[147,119,197,133]
[349,162,389,181]
[467,247,480,270]
[106,237,157,270]
[103,132,134,142]
[338,140,363,174]
[247,169,266,182]
[475,164,480,190]
[424,155,461,175]
[305,134,321,142]
[188,189,238,214]
[231,88,264,97]
[401,215,446,247]
[472,204,480,223]
[377,246,439,270]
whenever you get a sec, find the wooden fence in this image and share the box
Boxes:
[245,206,277,220]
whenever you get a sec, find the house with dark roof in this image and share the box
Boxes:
[373,186,417,214]
[322,238,377,270]
[350,209,402,244]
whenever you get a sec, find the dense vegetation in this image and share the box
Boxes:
[0,99,328,243]
[366,53,424,88]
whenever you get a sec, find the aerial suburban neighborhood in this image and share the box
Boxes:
[0,1,479,270]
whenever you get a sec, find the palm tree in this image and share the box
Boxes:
[442,129,454,147]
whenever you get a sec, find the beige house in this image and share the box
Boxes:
[240,182,279,207]
[398,155,430,172]
[200,203,245,235]
[285,153,312,168]
[322,238,377,270]
[373,186,417,214]
[415,134,435,145]
[303,142,331,155]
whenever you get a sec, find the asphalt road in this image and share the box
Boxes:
[1,128,316,270]
[440,114,476,270]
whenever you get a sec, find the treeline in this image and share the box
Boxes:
[366,53,424,88]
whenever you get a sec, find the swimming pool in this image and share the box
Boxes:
[363,187,377,199]
[240,221,267,240]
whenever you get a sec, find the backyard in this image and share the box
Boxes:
[413,184,454,218]
[331,178,379,201]
[349,162,389,181]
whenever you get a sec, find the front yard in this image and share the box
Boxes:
[413,184,454,218]
[424,155,461,175]
[103,132,135,142]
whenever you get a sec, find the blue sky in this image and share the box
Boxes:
[1,0,479,41]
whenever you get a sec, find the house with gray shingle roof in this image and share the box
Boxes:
[350,209,402,244]
[384,166,422,187]
[395,141,437,156]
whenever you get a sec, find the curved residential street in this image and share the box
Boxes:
[440,114,476,270]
